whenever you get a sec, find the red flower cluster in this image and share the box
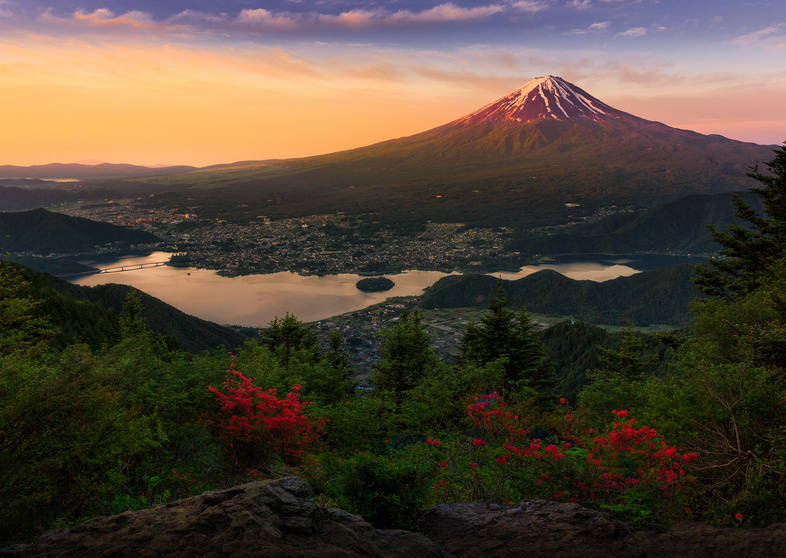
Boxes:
[428,396,699,515]
[467,393,528,443]
[208,363,323,465]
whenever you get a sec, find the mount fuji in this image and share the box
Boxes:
[141,76,777,227]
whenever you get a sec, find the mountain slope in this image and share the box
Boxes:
[420,264,698,326]
[2,259,257,352]
[135,76,776,227]
[0,208,159,253]
[513,190,764,255]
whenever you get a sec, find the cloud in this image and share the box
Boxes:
[0,0,14,18]
[511,1,549,13]
[565,20,609,35]
[566,0,592,9]
[732,24,786,49]
[38,8,185,34]
[390,4,506,23]
[32,3,507,36]
[616,26,646,38]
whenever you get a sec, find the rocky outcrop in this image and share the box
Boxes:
[419,499,786,558]
[420,500,635,558]
[5,477,449,558]
[7,480,786,558]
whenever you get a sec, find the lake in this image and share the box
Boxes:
[71,252,672,327]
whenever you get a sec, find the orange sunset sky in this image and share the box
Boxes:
[1,1,785,167]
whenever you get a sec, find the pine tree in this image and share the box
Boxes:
[695,142,786,300]
[119,290,147,337]
[592,327,657,380]
[458,282,550,391]
[373,310,438,396]
[259,313,320,367]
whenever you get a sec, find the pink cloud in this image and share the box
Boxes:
[732,24,786,49]
[35,3,506,36]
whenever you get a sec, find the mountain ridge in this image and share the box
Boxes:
[129,76,776,227]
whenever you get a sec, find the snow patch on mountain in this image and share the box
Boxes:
[457,75,627,125]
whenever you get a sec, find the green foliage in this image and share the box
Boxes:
[373,310,438,396]
[458,283,550,392]
[315,451,431,529]
[259,313,320,367]
[696,143,786,300]
[0,346,162,538]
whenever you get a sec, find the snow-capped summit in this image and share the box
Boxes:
[457,75,628,125]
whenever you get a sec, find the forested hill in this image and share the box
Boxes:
[420,264,698,326]
[0,208,159,253]
[2,260,256,352]
[512,190,763,256]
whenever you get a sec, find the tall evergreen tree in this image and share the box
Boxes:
[373,310,438,396]
[259,313,320,367]
[592,327,657,380]
[119,290,147,337]
[695,142,786,300]
[458,282,550,391]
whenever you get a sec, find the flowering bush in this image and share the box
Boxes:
[207,356,324,466]
[425,395,697,522]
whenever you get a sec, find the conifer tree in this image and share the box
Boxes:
[373,310,438,396]
[458,282,550,391]
[695,142,786,300]
[592,327,657,380]
[119,290,147,337]
[259,313,320,367]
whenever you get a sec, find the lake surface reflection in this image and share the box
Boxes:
[72,252,643,327]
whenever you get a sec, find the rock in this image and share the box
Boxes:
[419,499,786,558]
[8,477,449,558]
[419,499,636,558]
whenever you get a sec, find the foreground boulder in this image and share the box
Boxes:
[420,499,786,558]
[5,477,448,558]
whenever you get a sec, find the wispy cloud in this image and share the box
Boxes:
[732,24,786,49]
[0,0,14,18]
[566,20,609,35]
[511,1,550,13]
[566,0,593,9]
[33,3,508,36]
[616,26,646,38]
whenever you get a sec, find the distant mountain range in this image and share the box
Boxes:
[127,75,776,227]
[420,264,698,326]
[0,208,159,254]
[0,162,196,179]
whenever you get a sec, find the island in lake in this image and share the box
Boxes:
[356,276,395,292]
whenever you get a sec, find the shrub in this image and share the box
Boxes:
[423,395,696,524]
[316,451,432,529]
[207,356,324,467]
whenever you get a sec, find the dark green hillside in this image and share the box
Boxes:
[540,321,673,399]
[1,260,255,352]
[0,208,159,253]
[2,255,98,276]
[78,283,257,353]
[514,190,764,256]
[420,264,698,326]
